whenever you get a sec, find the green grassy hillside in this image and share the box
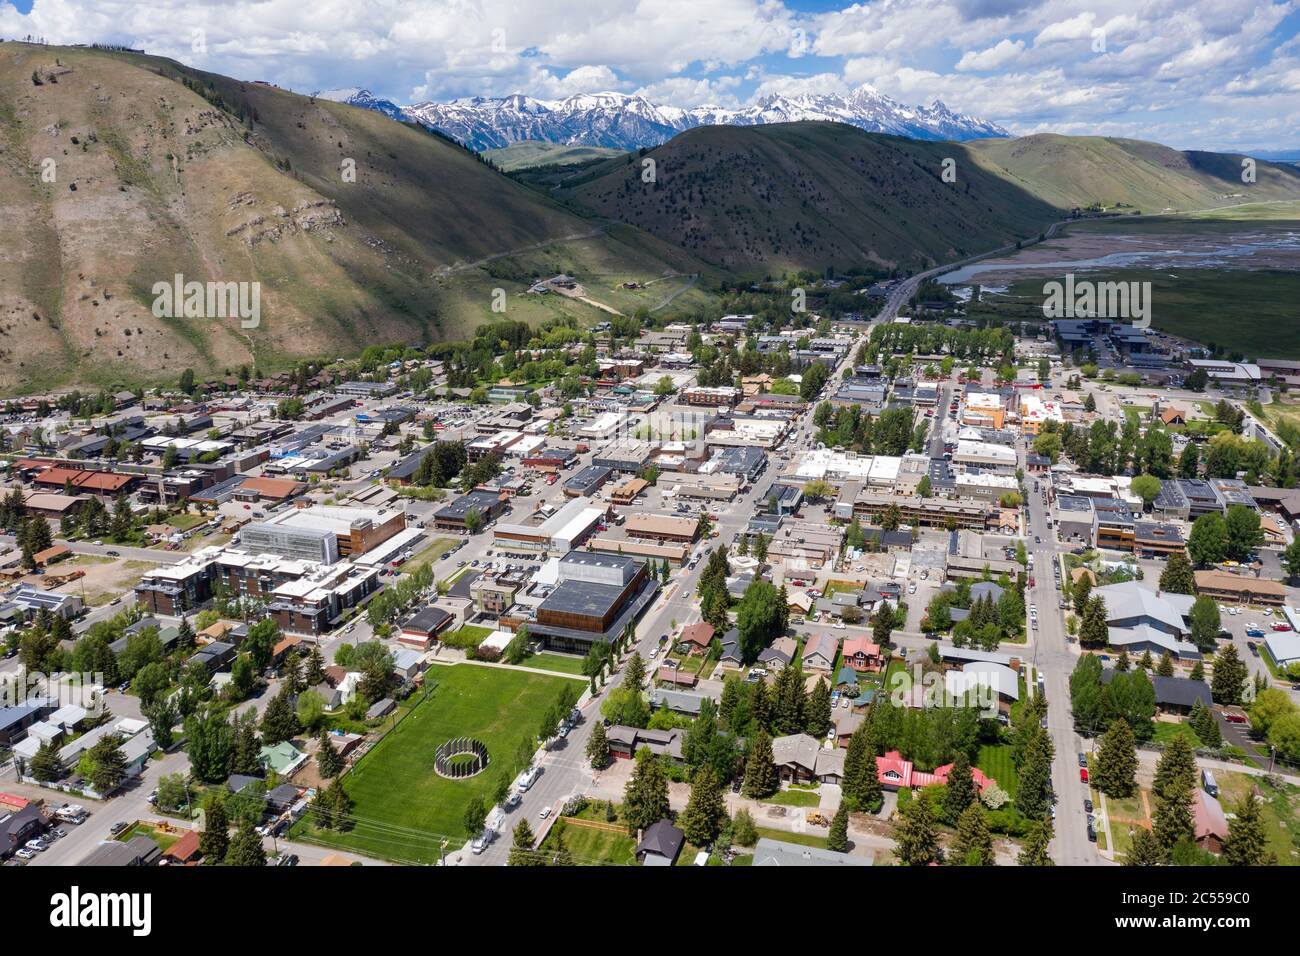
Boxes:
[966,134,1300,213]
[548,122,1064,276]
[0,43,710,394]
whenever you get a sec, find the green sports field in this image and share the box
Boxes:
[291,663,572,863]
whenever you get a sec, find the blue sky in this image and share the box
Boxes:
[4,0,1300,150]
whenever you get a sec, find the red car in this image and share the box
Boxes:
[1271,622,1292,632]
[1079,766,1089,783]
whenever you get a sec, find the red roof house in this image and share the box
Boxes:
[875,751,996,793]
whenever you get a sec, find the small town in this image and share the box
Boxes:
[2,303,1298,875]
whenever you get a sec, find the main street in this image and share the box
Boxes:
[1022,452,1108,865]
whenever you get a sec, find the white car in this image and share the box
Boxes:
[538,805,552,820]
[14,848,35,860]
[833,621,846,630]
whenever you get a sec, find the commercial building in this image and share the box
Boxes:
[563,465,614,498]
[1193,570,1288,606]
[527,552,657,654]
[250,505,405,559]
[623,513,701,544]
[680,386,741,407]
[493,496,606,556]
[432,490,510,532]
[953,440,1018,474]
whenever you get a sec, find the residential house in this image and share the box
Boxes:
[801,633,839,673]
[677,622,715,656]
[636,820,685,866]
[841,636,883,673]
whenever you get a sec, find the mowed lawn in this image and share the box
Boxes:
[523,652,587,675]
[976,744,1019,800]
[293,663,570,863]
[541,818,637,866]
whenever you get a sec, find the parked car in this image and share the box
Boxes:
[1248,641,1260,656]
[1079,766,1089,783]
[1084,798,1093,813]
[1271,622,1292,632]
[1245,628,1266,638]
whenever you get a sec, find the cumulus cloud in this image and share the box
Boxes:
[0,0,1296,149]
[956,38,1025,71]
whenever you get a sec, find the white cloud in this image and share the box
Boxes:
[0,0,1296,149]
[955,38,1025,71]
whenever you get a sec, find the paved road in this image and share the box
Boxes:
[1022,459,1108,865]
[0,533,187,565]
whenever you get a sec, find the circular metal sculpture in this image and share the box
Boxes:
[434,737,490,778]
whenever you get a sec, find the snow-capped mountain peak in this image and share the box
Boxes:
[324,82,1009,151]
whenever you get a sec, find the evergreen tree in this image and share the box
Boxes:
[229,708,261,777]
[508,819,540,866]
[317,729,343,778]
[1017,727,1055,820]
[1094,718,1138,797]
[954,804,994,866]
[1079,595,1109,647]
[176,615,196,651]
[225,820,267,866]
[826,805,850,853]
[678,767,727,846]
[463,796,488,836]
[895,796,939,866]
[805,677,833,737]
[1211,644,1247,705]
[1124,825,1164,866]
[199,796,230,862]
[1158,552,1196,594]
[773,664,806,735]
[1072,573,1093,618]
[1188,699,1221,748]
[1018,818,1055,866]
[624,651,647,694]
[545,819,574,866]
[1115,649,1131,672]
[325,778,352,831]
[1152,735,1197,856]
[259,685,300,745]
[841,723,881,812]
[29,738,65,782]
[623,749,671,832]
[1156,652,1175,677]
[303,645,326,686]
[586,720,611,769]
[942,752,976,824]
[1222,793,1274,866]
[86,734,128,794]
[741,728,778,799]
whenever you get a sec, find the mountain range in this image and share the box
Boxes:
[5,41,1300,394]
[315,85,1010,152]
